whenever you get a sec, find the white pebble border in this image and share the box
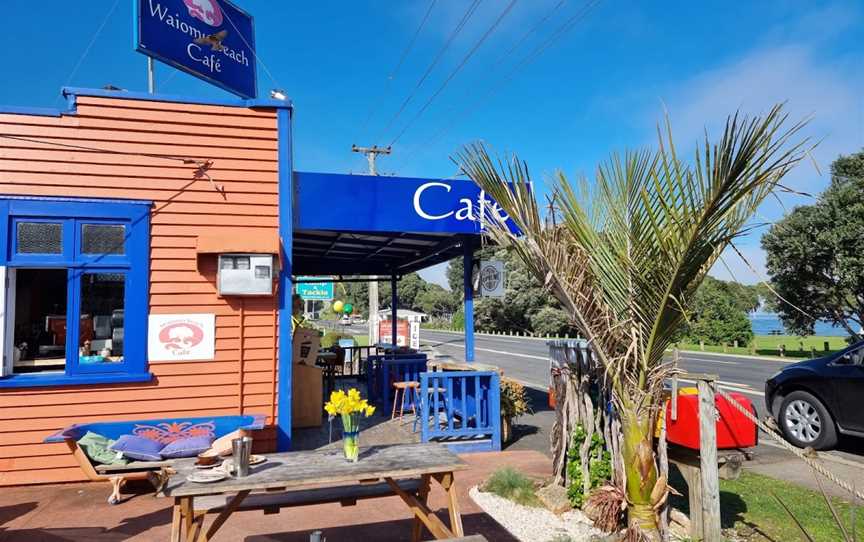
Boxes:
[469,486,602,542]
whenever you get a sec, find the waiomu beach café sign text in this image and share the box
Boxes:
[136,0,257,99]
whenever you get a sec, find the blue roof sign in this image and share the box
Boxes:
[136,0,257,99]
[294,172,521,235]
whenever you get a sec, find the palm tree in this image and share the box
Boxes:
[456,106,807,538]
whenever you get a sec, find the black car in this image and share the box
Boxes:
[765,340,864,450]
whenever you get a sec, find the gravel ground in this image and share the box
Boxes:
[469,486,602,542]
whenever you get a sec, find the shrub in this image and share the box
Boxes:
[482,467,541,507]
[566,425,612,507]
[500,378,532,420]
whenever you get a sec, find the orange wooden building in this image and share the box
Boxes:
[0,88,287,485]
[0,87,488,486]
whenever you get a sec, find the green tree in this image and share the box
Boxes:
[685,276,754,345]
[530,306,571,337]
[459,106,806,537]
[416,284,457,316]
[761,150,864,339]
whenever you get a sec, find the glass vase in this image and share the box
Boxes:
[342,413,361,462]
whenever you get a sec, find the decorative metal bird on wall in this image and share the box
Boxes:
[194,30,228,52]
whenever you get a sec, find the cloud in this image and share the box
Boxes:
[652,22,863,283]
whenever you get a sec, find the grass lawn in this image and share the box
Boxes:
[676,335,850,359]
[351,334,370,346]
[670,470,862,541]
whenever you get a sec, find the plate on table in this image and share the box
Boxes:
[249,455,266,465]
[187,470,229,483]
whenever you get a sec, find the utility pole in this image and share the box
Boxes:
[352,144,391,345]
[351,144,391,176]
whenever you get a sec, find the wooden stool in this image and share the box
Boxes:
[391,381,420,420]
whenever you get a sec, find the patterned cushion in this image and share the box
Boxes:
[160,436,214,459]
[109,434,164,462]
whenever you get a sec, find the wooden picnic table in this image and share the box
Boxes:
[160,442,468,542]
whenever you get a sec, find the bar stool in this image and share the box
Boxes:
[391,381,420,420]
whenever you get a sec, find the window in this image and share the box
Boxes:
[0,197,151,387]
[16,222,62,254]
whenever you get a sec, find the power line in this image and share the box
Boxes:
[388,0,519,147]
[495,0,566,65]
[222,9,282,90]
[375,0,482,143]
[357,0,438,140]
[55,0,122,105]
[394,0,602,171]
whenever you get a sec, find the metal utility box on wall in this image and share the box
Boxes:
[218,254,274,296]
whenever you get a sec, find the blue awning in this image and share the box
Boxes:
[292,171,511,276]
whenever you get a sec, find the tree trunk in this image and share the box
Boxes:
[621,407,660,538]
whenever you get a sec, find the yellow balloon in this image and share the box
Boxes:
[333,300,344,313]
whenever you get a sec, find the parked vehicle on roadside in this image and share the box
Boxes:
[765,340,864,450]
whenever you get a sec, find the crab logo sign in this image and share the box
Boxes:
[183,0,223,26]
[148,314,215,361]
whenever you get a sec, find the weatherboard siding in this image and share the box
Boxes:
[0,95,281,486]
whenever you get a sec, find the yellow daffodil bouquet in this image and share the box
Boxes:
[324,388,375,462]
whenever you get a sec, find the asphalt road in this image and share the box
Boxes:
[421,329,777,405]
[420,328,864,472]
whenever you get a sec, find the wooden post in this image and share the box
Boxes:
[697,377,721,542]
[779,344,785,357]
[699,340,704,351]
[824,341,830,352]
[733,340,738,349]
[722,342,727,353]
[810,346,816,359]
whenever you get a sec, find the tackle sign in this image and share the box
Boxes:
[136,0,257,99]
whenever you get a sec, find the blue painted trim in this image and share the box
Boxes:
[463,239,475,362]
[0,86,292,118]
[0,372,153,389]
[0,105,66,117]
[0,194,151,207]
[0,196,151,380]
[63,87,292,110]
[391,275,398,348]
[276,106,294,450]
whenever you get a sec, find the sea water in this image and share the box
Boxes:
[750,312,851,337]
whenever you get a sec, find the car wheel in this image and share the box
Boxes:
[779,390,838,450]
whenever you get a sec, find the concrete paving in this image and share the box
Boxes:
[421,329,864,500]
[0,450,552,541]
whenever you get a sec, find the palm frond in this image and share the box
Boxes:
[455,105,808,409]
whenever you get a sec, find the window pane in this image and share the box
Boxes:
[79,273,125,365]
[82,224,125,255]
[17,222,62,254]
[13,269,67,373]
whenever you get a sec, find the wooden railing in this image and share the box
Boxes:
[365,355,428,407]
[418,371,501,453]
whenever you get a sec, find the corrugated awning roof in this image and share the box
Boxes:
[293,230,480,276]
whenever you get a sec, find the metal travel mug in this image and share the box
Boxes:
[231,436,253,477]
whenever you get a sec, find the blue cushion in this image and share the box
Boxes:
[159,436,214,459]
[109,434,164,462]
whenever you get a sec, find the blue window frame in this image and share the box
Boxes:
[0,196,152,388]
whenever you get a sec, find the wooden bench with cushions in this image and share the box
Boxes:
[44,414,266,504]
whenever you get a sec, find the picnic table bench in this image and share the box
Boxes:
[160,442,468,542]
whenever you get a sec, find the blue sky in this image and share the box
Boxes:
[1,0,862,288]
